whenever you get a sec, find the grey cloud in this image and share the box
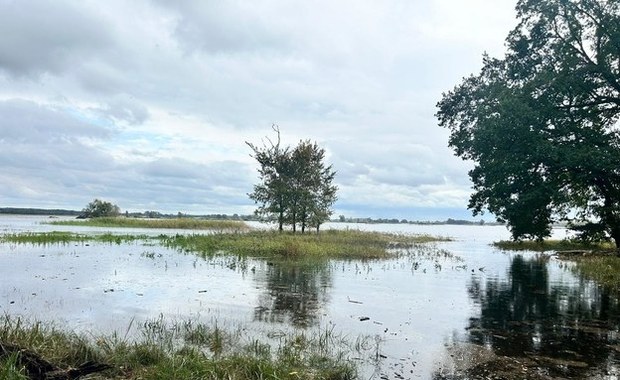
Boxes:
[0,1,112,78]
[0,99,112,143]
[154,1,291,55]
[93,97,150,125]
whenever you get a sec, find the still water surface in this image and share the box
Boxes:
[0,215,618,379]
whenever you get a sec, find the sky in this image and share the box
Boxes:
[0,0,517,220]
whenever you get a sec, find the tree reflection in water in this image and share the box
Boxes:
[253,261,332,327]
[462,255,620,377]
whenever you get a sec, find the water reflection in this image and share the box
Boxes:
[252,261,332,327]
[463,255,620,377]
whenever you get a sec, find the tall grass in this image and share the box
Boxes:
[0,315,360,379]
[1,228,448,260]
[493,239,613,252]
[494,239,620,289]
[49,217,250,231]
[163,229,448,260]
[570,255,620,289]
[0,232,151,245]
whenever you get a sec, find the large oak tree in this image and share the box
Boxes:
[436,0,620,247]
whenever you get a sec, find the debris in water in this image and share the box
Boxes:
[348,296,363,304]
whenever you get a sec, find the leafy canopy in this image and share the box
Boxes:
[436,0,620,245]
[247,127,338,233]
[81,199,121,218]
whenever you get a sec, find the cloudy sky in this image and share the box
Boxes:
[0,0,516,220]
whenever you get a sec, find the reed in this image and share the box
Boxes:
[0,232,151,245]
[0,315,358,379]
[49,217,250,231]
[493,239,612,252]
[162,229,448,259]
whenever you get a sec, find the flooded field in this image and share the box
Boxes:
[1,215,619,379]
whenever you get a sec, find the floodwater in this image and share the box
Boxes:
[1,215,619,379]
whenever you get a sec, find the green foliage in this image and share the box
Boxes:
[436,0,620,247]
[81,199,121,218]
[247,126,338,233]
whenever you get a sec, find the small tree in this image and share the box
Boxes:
[247,126,292,231]
[81,199,120,218]
[247,127,338,233]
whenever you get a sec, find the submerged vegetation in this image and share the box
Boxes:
[0,315,360,379]
[1,229,447,260]
[494,239,620,290]
[48,217,250,231]
[0,231,150,245]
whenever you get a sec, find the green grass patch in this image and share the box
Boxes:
[571,255,620,289]
[493,239,613,252]
[0,229,448,260]
[0,231,151,245]
[494,239,620,289]
[162,229,448,260]
[0,315,360,380]
[48,217,250,231]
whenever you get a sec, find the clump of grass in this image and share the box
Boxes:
[0,352,27,380]
[49,217,250,231]
[494,239,620,289]
[493,239,613,252]
[162,229,448,260]
[570,255,620,289]
[0,232,152,246]
[0,315,359,380]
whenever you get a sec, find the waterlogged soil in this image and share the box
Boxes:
[1,216,619,379]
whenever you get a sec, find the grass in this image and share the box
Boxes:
[0,315,360,380]
[493,239,614,252]
[48,217,250,231]
[494,238,620,290]
[162,229,448,260]
[568,255,620,289]
[0,231,152,245]
[0,228,449,260]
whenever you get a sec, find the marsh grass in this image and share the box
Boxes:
[0,315,359,379]
[568,255,620,289]
[493,239,613,252]
[0,352,27,380]
[1,228,448,261]
[49,217,250,231]
[494,239,620,289]
[162,229,449,260]
[0,232,151,245]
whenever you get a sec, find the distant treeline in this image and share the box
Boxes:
[0,207,81,216]
[0,207,497,226]
[334,216,494,225]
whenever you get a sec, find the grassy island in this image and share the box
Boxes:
[48,217,250,231]
[1,229,448,260]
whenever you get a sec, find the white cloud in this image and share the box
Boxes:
[0,0,517,218]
